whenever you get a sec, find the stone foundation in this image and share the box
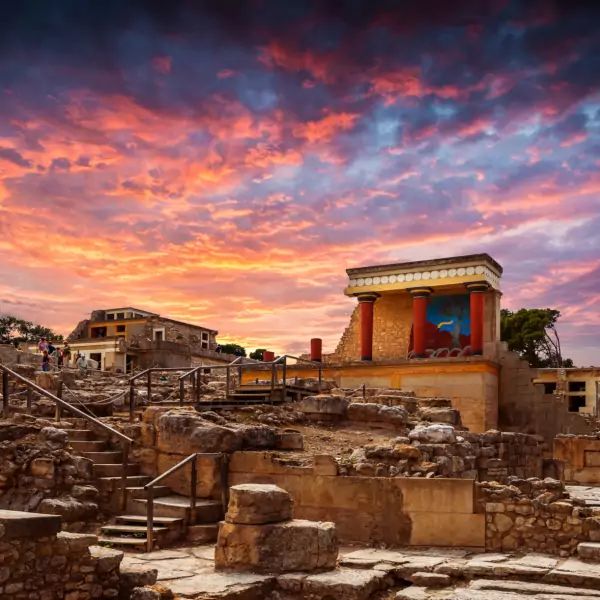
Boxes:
[0,509,122,599]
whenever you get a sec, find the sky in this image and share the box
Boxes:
[0,1,599,365]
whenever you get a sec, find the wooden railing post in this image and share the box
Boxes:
[225,366,230,398]
[220,453,229,511]
[129,380,135,422]
[282,357,287,402]
[121,441,129,511]
[26,388,33,414]
[55,381,63,422]
[179,377,185,406]
[146,486,154,553]
[195,370,200,402]
[147,370,152,404]
[190,455,197,525]
[2,370,9,418]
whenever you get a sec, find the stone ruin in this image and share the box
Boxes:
[215,483,338,572]
[3,358,600,599]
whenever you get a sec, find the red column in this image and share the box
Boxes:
[310,338,322,362]
[263,350,275,362]
[467,283,488,355]
[357,294,379,361]
[411,289,431,358]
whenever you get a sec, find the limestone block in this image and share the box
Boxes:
[156,411,241,453]
[226,484,293,525]
[38,496,98,522]
[297,395,348,417]
[215,519,338,572]
[120,564,159,598]
[89,545,124,573]
[276,429,304,450]
[409,424,456,444]
[30,457,55,479]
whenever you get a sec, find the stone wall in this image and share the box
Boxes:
[333,294,412,362]
[0,422,98,527]
[0,510,122,599]
[495,343,593,443]
[554,435,600,484]
[228,451,486,548]
[282,361,500,432]
[478,477,600,556]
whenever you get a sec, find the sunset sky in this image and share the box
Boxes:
[0,1,599,365]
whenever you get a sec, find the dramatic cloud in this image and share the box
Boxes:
[0,0,599,364]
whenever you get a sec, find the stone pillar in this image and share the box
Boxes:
[466,283,488,355]
[310,338,322,362]
[357,294,379,361]
[263,351,275,362]
[410,288,432,358]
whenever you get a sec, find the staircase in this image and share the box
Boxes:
[66,424,223,550]
[196,383,317,410]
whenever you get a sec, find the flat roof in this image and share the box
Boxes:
[347,253,503,277]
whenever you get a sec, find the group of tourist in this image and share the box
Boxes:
[37,337,74,372]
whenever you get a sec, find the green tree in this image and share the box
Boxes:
[249,348,266,360]
[218,343,246,357]
[500,308,572,368]
[0,314,63,346]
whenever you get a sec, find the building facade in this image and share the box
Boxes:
[64,307,220,372]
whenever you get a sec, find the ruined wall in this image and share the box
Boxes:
[477,478,600,556]
[0,510,122,599]
[496,344,593,443]
[228,451,485,548]
[283,361,499,432]
[554,435,600,484]
[333,294,412,362]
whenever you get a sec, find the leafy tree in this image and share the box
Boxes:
[500,308,573,368]
[249,348,266,360]
[218,343,246,357]
[0,314,64,346]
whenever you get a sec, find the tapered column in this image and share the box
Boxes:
[357,294,379,361]
[466,283,488,355]
[410,288,432,358]
[310,338,322,362]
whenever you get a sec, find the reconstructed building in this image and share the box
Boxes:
[534,367,600,415]
[63,307,222,372]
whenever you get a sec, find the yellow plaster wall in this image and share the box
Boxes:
[228,451,485,548]
[280,361,499,432]
[553,437,600,484]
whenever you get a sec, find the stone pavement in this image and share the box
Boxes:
[122,545,600,599]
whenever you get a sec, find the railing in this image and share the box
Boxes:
[143,452,228,552]
[178,354,324,405]
[128,367,193,421]
[0,363,134,509]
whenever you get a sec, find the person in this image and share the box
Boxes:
[215,344,222,353]
[41,350,50,372]
[38,337,48,353]
[57,347,64,369]
[76,353,87,374]
[62,343,72,366]
[47,341,56,356]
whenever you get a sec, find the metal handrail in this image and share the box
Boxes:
[0,363,133,510]
[0,364,132,442]
[128,367,193,421]
[143,451,227,552]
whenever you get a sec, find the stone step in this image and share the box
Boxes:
[132,495,223,523]
[67,429,95,441]
[125,485,171,499]
[186,523,219,544]
[70,439,107,452]
[94,463,139,478]
[578,543,600,560]
[101,524,168,535]
[98,536,150,548]
[80,450,123,464]
[115,515,184,526]
[98,475,152,489]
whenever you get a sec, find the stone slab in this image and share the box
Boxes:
[0,509,61,540]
